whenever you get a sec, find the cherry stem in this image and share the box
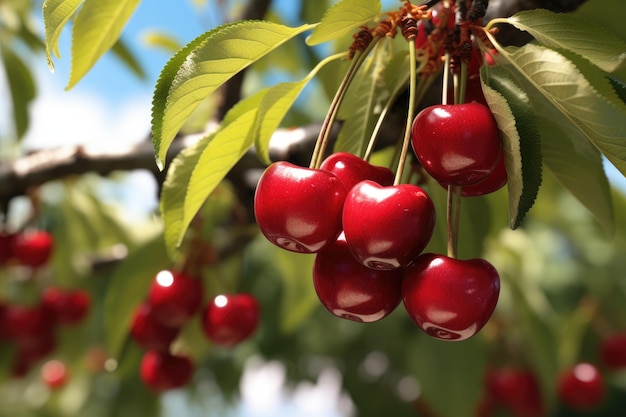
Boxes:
[444,58,469,259]
[309,40,378,169]
[393,38,418,185]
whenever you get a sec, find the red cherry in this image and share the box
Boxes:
[557,363,605,411]
[438,152,507,197]
[12,230,54,267]
[41,359,68,389]
[139,350,194,392]
[0,232,16,265]
[5,304,56,348]
[320,152,395,192]
[10,332,57,378]
[147,270,203,328]
[41,287,91,326]
[411,103,502,186]
[313,234,404,323]
[254,161,347,253]
[600,332,626,370]
[402,253,500,341]
[201,293,260,347]
[130,303,180,352]
[342,181,435,270]
[485,368,545,417]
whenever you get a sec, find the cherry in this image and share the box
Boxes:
[254,161,347,253]
[0,232,16,265]
[10,332,57,377]
[402,253,500,341]
[411,102,502,186]
[485,367,545,417]
[139,350,194,392]
[130,303,180,352]
[146,270,203,328]
[201,293,260,347]
[600,332,626,370]
[41,287,91,326]
[313,234,404,323]
[5,304,56,348]
[320,152,395,192]
[12,230,54,267]
[557,363,605,411]
[342,181,435,270]
[41,359,68,389]
[440,152,507,197]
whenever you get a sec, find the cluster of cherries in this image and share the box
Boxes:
[0,229,91,384]
[130,269,260,392]
[477,332,626,416]
[254,89,504,340]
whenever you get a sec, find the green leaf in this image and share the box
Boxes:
[68,0,141,89]
[160,135,213,259]
[0,45,36,139]
[104,234,169,360]
[306,0,381,46]
[160,90,268,255]
[502,9,626,74]
[334,42,390,156]
[407,335,487,417]
[141,30,182,54]
[491,43,621,232]
[481,67,542,229]
[111,37,146,79]
[254,53,343,165]
[151,21,314,169]
[609,76,626,104]
[42,0,83,72]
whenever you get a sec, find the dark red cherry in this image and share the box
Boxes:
[139,350,194,392]
[557,363,604,411]
[320,152,394,192]
[402,253,500,341]
[41,287,91,326]
[5,304,56,348]
[342,181,435,270]
[12,230,54,267]
[438,152,507,196]
[0,232,16,265]
[313,234,404,322]
[485,367,545,417]
[600,332,626,370]
[411,103,502,186]
[254,161,347,253]
[147,270,203,328]
[130,303,180,352]
[201,293,260,347]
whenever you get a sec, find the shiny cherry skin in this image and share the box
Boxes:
[140,350,194,392]
[411,102,502,186]
[41,287,91,326]
[147,270,203,328]
[313,234,404,323]
[12,230,54,267]
[342,181,435,270]
[254,161,347,253]
[41,359,69,389]
[600,332,626,370]
[320,152,394,192]
[485,367,545,417]
[557,363,604,411]
[439,152,507,197]
[201,293,260,347]
[402,253,500,341]
[130,303,180,352]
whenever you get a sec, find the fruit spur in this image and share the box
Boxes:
[253,0,502,341]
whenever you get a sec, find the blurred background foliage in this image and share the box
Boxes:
[1,0,626,416]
